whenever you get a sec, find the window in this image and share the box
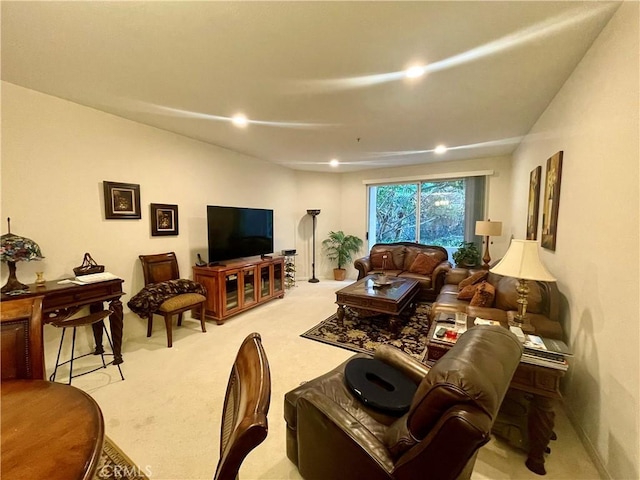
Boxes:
[367,176,486,256]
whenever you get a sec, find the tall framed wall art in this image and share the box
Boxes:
[526,166,542,240]
[541,151,563,251]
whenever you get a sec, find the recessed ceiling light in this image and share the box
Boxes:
[231,114,248,127]
[435,145,447,154]
[405,65,427,79]
[329,159,340,168]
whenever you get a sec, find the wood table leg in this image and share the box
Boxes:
[387,315,402,337]
[108,299,124,365]
[336,305,345,327]
[90,303,105,355]
[525,394,556,475]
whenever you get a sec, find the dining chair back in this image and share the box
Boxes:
[214,332,271,480]
[1,296,45,380]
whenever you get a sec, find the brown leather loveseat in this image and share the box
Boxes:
[354,242,451,301]
[284,326,523,480]
[431,267,563,340]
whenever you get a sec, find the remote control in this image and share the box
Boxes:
[435,327,447,338]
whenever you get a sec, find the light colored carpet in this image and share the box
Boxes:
[44,279,600,480]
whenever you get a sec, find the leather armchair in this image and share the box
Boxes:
[284,326,523,480]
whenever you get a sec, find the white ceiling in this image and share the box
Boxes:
[1,1,619,172]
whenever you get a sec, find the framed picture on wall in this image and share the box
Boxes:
[541,151,563,251]
[526,166,542,240]
[151,203,179,236]
[103,181,141,219]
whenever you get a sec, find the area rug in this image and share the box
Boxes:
[301,303,431,359]
[94,435,149,480]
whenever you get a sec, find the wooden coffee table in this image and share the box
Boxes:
[335,275,420,333]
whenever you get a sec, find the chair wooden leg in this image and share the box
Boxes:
[164,314,173,348]
[147,315,153,338]
[177,313,183,326]
[200,302,207,333]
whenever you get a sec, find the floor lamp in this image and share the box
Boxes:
[307,209,320,283]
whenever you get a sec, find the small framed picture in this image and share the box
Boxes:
[103,181,141,219]
[151,203,179,236]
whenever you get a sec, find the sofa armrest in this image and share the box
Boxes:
[375,344,430,384]
[431,261,452,292]
[296,390,395,478]
[354,255,372,280]
[445,267,471,285]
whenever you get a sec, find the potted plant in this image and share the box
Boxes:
[452,241,480,267]
[322,230,363,281]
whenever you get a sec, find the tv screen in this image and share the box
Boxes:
[207,206,274,263]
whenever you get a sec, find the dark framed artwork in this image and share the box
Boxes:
[103,181,141,219]
[151,203,179,236]
[541,151,563,251]
[526,166,542,240]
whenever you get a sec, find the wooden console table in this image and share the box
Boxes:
[426,317,565,475]
[1,379,104,480]
[0,278,125,364]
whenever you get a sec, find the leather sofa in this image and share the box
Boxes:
[431,267,563,340]
[284,326,523,480]
[353,242,451,301]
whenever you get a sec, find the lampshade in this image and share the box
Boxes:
[1,218,44,293]
[475,220,503,237]
[1,232,44,263]
[490,239,555,282]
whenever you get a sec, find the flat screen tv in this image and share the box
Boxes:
[207,205,274,263]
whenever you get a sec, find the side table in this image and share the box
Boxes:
[425,316,566,475]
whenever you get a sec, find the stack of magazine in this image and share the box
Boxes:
[522,334,572,371]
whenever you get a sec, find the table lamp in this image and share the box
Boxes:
[490,239,555,328]
[475,220,502,269]
[1,218,44,293]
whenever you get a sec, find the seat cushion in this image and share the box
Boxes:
[344,358,417,416]
[159,293,206,312]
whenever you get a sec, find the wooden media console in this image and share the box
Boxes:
[193,256,285,324]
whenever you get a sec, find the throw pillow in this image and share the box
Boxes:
[458,270,488,291]
[469,281,496,307]
[409,252,440,275]
[370,250,395,269]
[457,283,479,300]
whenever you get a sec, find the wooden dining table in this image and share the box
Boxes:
[1,379,105,480]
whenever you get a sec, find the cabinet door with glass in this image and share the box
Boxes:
[273,260,284,296]
[259,264,273,300]
[241,266,258,307]
[222,269,241,317]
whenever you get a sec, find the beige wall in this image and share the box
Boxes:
[1,83,299,298]
[510,4,639,479]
